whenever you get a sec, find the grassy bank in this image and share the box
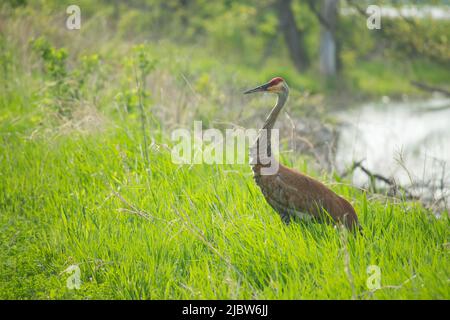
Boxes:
[1,2,449,299]
[1,122,449,299]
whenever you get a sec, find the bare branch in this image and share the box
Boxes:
[410,81,450,97]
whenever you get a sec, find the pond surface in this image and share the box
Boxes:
[335,97,450,200]
[341,5,450,20]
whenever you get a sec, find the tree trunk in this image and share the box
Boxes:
[276,0,309,72]
[319,0,339,76]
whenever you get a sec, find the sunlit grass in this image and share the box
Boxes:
[1,123,448,299]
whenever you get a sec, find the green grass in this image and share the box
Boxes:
[0,121,449,299]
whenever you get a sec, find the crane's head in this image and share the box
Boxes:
[244,77,288,95]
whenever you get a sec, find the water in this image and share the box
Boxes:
[341,5,450,20]
[335,98,450,204]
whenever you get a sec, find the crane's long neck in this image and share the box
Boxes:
[255,89,288,162]
[262,89,288,131]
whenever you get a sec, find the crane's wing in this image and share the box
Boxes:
[255,164,359,228]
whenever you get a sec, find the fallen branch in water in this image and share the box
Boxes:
[341,159,449,213]
[354,161,418,200]
[411,81,450,97]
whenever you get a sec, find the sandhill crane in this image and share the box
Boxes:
[244,77,360,231]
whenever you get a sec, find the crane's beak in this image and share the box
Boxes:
[243,82,270,94]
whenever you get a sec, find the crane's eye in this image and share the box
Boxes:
[267,82,283,92]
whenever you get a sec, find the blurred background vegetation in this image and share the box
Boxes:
[2,0,449,100]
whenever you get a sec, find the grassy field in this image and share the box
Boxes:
[1,2,449,300]
[1,112,449,299]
